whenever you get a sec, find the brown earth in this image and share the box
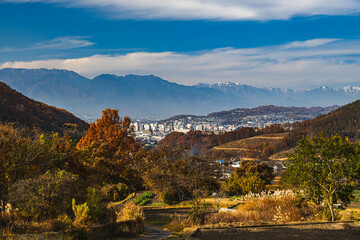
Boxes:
[187,222,360,240]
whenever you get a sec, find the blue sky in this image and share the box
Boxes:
[1,0,360,89]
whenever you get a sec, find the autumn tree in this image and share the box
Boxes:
[235,161,274,184]
[221,171,265,196]
[283,134,360,222]
[77,108,140,184]
[142,148,220,203]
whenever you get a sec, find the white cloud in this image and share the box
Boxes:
[2,0,360,20]
[1,38,360,89]
[0,36,94,52]
[281,38,341,49]
[33,36,94,50]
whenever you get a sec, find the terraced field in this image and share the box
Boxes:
[268,147,297,161]
[213,133,289,151]
[211,133,291,160]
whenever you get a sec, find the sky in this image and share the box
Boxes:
[1,0,360,89]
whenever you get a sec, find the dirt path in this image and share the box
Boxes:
[135,226,171,240]
[138,207,191,240]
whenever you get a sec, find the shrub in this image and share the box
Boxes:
[188,200,212,225]
[318,206,339,221]
[221,172,265,196]
[163,192,178,205]
[86,187,106,223]
[72,199,90,227]
[116,202,145,222]
[138,199,151,206]
[56,214,72,229]
[9,170,79,221]
[48,219,67,232]
[353,190,360,202]
[132,192,155,206]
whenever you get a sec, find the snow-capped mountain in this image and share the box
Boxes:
[1,68,360,119]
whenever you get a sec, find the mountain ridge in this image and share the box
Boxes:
[159,105,339,126]
[1,68,359,120]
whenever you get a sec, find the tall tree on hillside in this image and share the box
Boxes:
[283,134,360,222]
[77,108,140,184]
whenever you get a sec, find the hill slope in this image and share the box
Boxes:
[215,99,360,160]
[296,99,360,140]
[0,81,89,134]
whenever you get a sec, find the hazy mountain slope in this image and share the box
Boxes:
[1,68,359,120]
[89,74,241,119]
[0,81,89,133]
[0,68,247,119]
[198,82,360,107]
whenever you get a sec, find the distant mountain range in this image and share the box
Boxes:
[0,68,359,120]
[0,81,89,134]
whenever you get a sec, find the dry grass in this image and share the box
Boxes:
[0,211,15,235]
[206,198,242,209]
[205,195,317,226]
[166,214,193,233]
[339,209,360,221]
[1,208,73,235]
[175,198,242,209]
[167,195,321,233]
[17,219,68,233]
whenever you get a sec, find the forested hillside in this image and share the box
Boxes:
[294,99,360,140]
[0,81,89,135]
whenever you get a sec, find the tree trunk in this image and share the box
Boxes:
[329,203,335,222]
[326,198,335,222]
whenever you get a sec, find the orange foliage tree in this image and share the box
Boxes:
[77,108,140,183]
